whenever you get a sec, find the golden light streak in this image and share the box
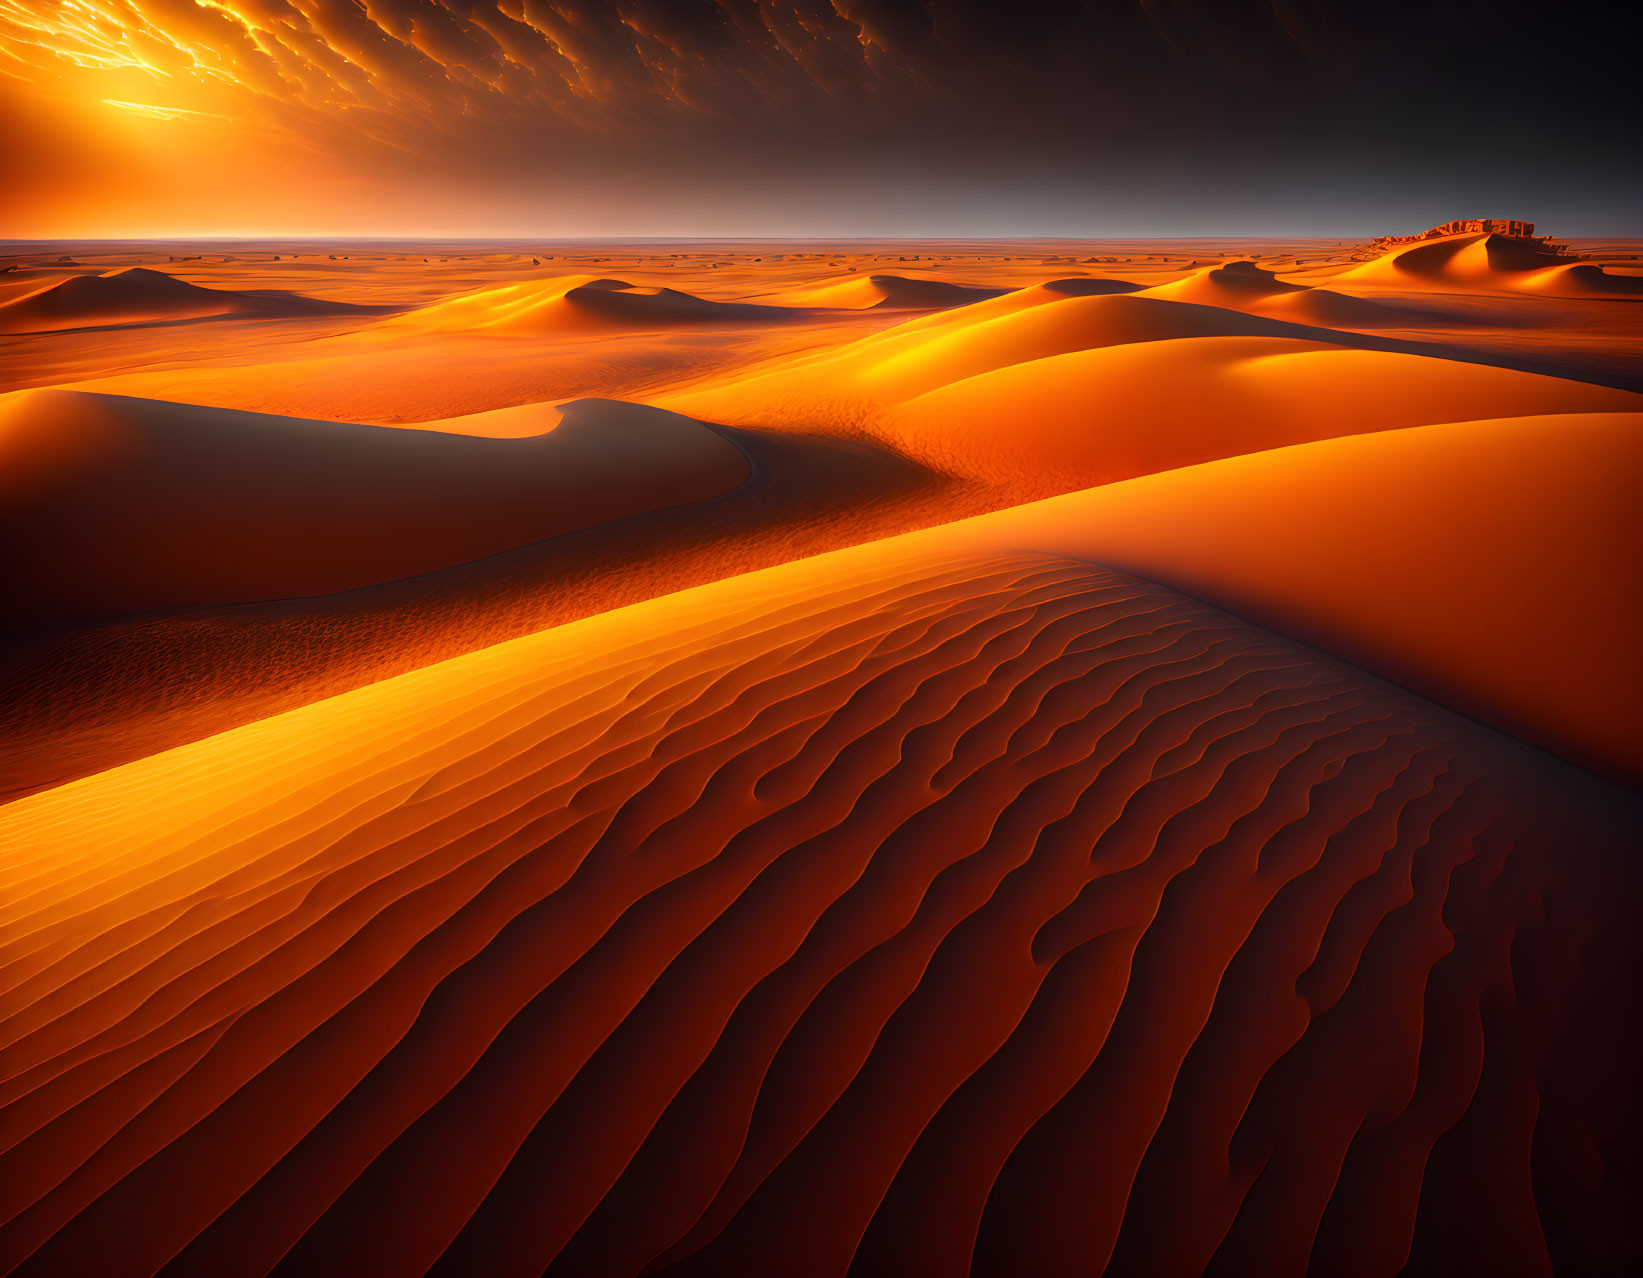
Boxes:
[102,96,225,120]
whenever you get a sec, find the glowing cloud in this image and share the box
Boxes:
[0,1,1637,236]
[102,95,225,119]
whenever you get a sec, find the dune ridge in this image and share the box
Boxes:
[662,295,1641,490]
[0,269,379,335]
[916,410,1643,786]
[1136,259,1304,306]
[396,275,800,335]
[751,273,1008,310]
[1341,232,1643,297]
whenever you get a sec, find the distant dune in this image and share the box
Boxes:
[1135,262,1487,328]
[0,268,379,334]
[843,294,1322,401]
[662,291,1641,490]
[397,274,799,334]
[657,292,1320,422]
[1341,232,1643,297]
[1515,261,1643,297]
[1342,233,1563,287]
[0,390,748,634]
[0,408,1634,1276]
[1137,259,1305,306]
[754,273,1008,310]
[1251,286,1451,328]
[888,338,1640,488]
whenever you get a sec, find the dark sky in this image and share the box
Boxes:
[2,0,1638,235]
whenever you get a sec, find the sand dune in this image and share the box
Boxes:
[397,275,798,334]
[0,423,1635,1274]
[1340,232,1642,297]
[753,273,1007,310]
[1250,286,1460,328]
[0,269,377,335]
[1515,261,1643,297]
[1137,259,1305,306]
[1339,234,1541,288]
[664,295,1640,490]
[1033,276,1144,296]
[657,293,1322,424]
[844,295,1320,402]
[1127,262,1488,329]
[0,390,748,635]
[893,339,1638,487]
[922,410,1643,786]
[0,419,950,804]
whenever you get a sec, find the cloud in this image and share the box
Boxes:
[102,95,228,118]
[2,1,1639,234]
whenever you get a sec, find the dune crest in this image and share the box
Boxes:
[1339,232,1639,297]
[1250,286,1455,328]
[1515,261,1643,298]
[1137,259,1304,306]
[657,291,1318,424]
[397,274,798,334]
[0,268,377,334]
[665,300,1640,490]
[753,273,1007,310]
[926,410,1643,785]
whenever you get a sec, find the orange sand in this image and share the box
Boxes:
[1,234,1639,1277]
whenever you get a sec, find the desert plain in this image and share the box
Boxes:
[1,231,1640,1276]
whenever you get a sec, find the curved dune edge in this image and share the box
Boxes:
[750,273,1007,310]
[922,411,1642,786]
[661,294,1642,490]
[0,390,750,635]
[1135,259,1304,306]
[0,540,1636,1275]
[886,340,1640,488]
[1338,232,1643,297]
[656,291,1330,423]
[0,268,376,334]
[392,274,799,334]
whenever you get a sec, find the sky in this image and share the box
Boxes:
[2,0,1639,238]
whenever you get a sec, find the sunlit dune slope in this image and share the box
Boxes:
[0,269,379,335]
[813,295,1320,403]
[927,411,1643,786]
[1132,265,1483,328]
[861,277,1147,330]
[892,339,1641,487]
[0,390,747,635]
[1341,232,1643,296]
[1515,261,1643,298]
[1136,259,1304,306]
[0,417,953,805]
[1250,286,1463,328]
[394,274,798,334]
[655,292,1313,427]
[664,294,1641,489]
[751,273,1008,310]
[0,510,1635,1276]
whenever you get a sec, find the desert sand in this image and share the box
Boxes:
[0,391,747,635]
[1,232,1639,1277]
